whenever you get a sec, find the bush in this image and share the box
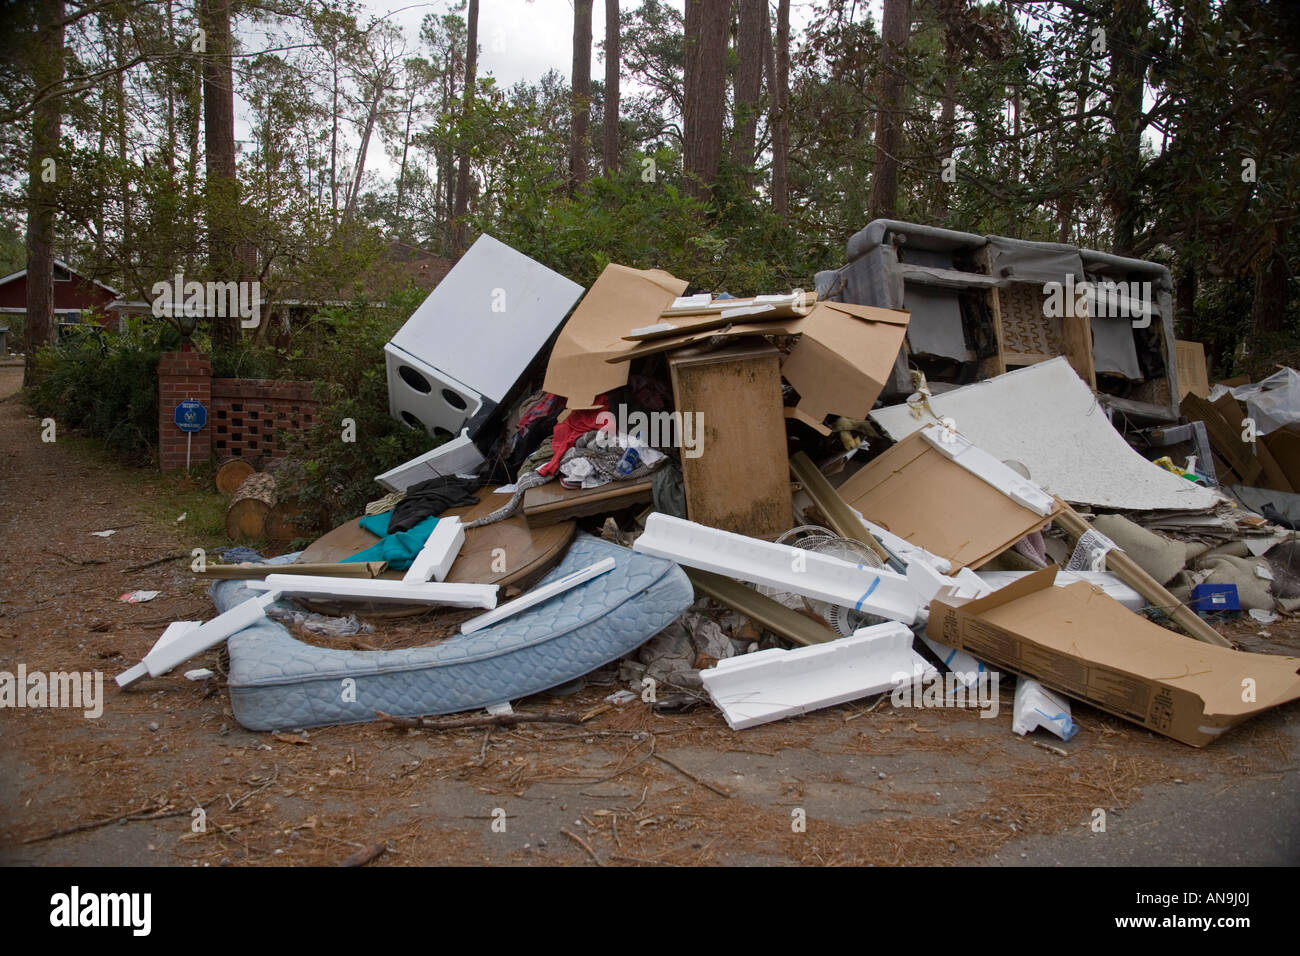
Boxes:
[25,318,165,465]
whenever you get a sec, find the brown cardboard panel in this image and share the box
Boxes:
[606,301,910,427]
[1175,340,1210,399]
[835,431,1058,570]
[929,567,1300,747]
[780,302,910,425]
[542,263,688,408]
[1263,426,1300,489]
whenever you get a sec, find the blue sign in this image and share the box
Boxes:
[174,399,207,433]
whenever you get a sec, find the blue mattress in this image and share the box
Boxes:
[213,534,691,730]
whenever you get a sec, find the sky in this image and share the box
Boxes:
[233,0,835,181]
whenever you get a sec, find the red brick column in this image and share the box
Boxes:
[158,350,212,471]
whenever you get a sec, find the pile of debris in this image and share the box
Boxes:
[117,224,1300,750]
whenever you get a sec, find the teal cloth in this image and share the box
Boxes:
[341,513,439,571]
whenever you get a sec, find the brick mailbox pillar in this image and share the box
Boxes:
[158,349,212,471]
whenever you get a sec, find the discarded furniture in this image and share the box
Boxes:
[217,536,693,731]
[386,234,584,438]
[815,218,1183,423]
[668,341,792,538]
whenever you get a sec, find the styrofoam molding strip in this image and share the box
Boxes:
[460,557,616,634]
[700,622,937,730]
[246,575,497,608]
[1012,678,1078,741]
[919,424,1056,516]
[918,635,990,689]
[374,430,486,492]
[116,592,281,688]
[403,517,465,583]
[858,512,953,574]
[632,513,921,624]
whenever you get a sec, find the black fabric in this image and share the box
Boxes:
[387,476,481,534]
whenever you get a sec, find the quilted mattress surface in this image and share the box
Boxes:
[214,534,691,730]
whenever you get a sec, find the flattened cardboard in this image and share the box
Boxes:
[836,430,1059,569]
[780,302,909,425]
[541,264,688,408]
[607,301,910,427]
[1175,340,1210,399]
[929,566,1300,747]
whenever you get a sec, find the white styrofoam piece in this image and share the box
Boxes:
[460,557,615,634]
[389,233,583,402]
[975,569,1146,610]
[919,424,1056,516]
[870,357,1218,511]
[632,513,922,624]
[905,559,990,605]
[385,343,486,439]
[856,513,953,573]
[699,622,936,730]
[918,635,991,689]
[486,701,514,716]
[116,595,279,689]
[246,575,497,608]
[1012,678,1078,741]
[402,517,465,583]
[374,429,486,492]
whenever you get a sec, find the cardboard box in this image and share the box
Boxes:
[610,301,910,430]
[836,430,1059,570]
[929,566,1300,747]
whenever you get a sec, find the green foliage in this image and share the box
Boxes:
[24,318,164,465]
[273,307,433,533]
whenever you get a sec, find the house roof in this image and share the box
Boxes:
[0,258,123,298]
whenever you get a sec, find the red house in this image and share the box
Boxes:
[0,259,123,347]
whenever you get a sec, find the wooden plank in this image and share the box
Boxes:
[685,568,838,647]
[669,340,793,538]
[522,478,653,527]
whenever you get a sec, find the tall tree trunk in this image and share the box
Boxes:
[1251,235,1289,336]
[602,0,620,175]
[682,0,728,199]
[453,0,479,254]
[24,0,64,388]
[396,88,415,226]
[868,0,912,221]
[166,0,176,178]
[200,0,239,346]
[771,0,790,215]
[330,49,339,223]
[569,0,593,190]
[732,0,764,179]
[342,82,381,224]
[1106,0,1150,256]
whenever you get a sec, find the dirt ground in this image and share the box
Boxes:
[1,363,1298,867]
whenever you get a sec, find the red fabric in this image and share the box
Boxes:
[536,397,610,476]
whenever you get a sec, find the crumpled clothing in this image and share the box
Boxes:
[536,397,610,477]
[387,475,479,533]
[555,430,666,487]
[342,512,438,571]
